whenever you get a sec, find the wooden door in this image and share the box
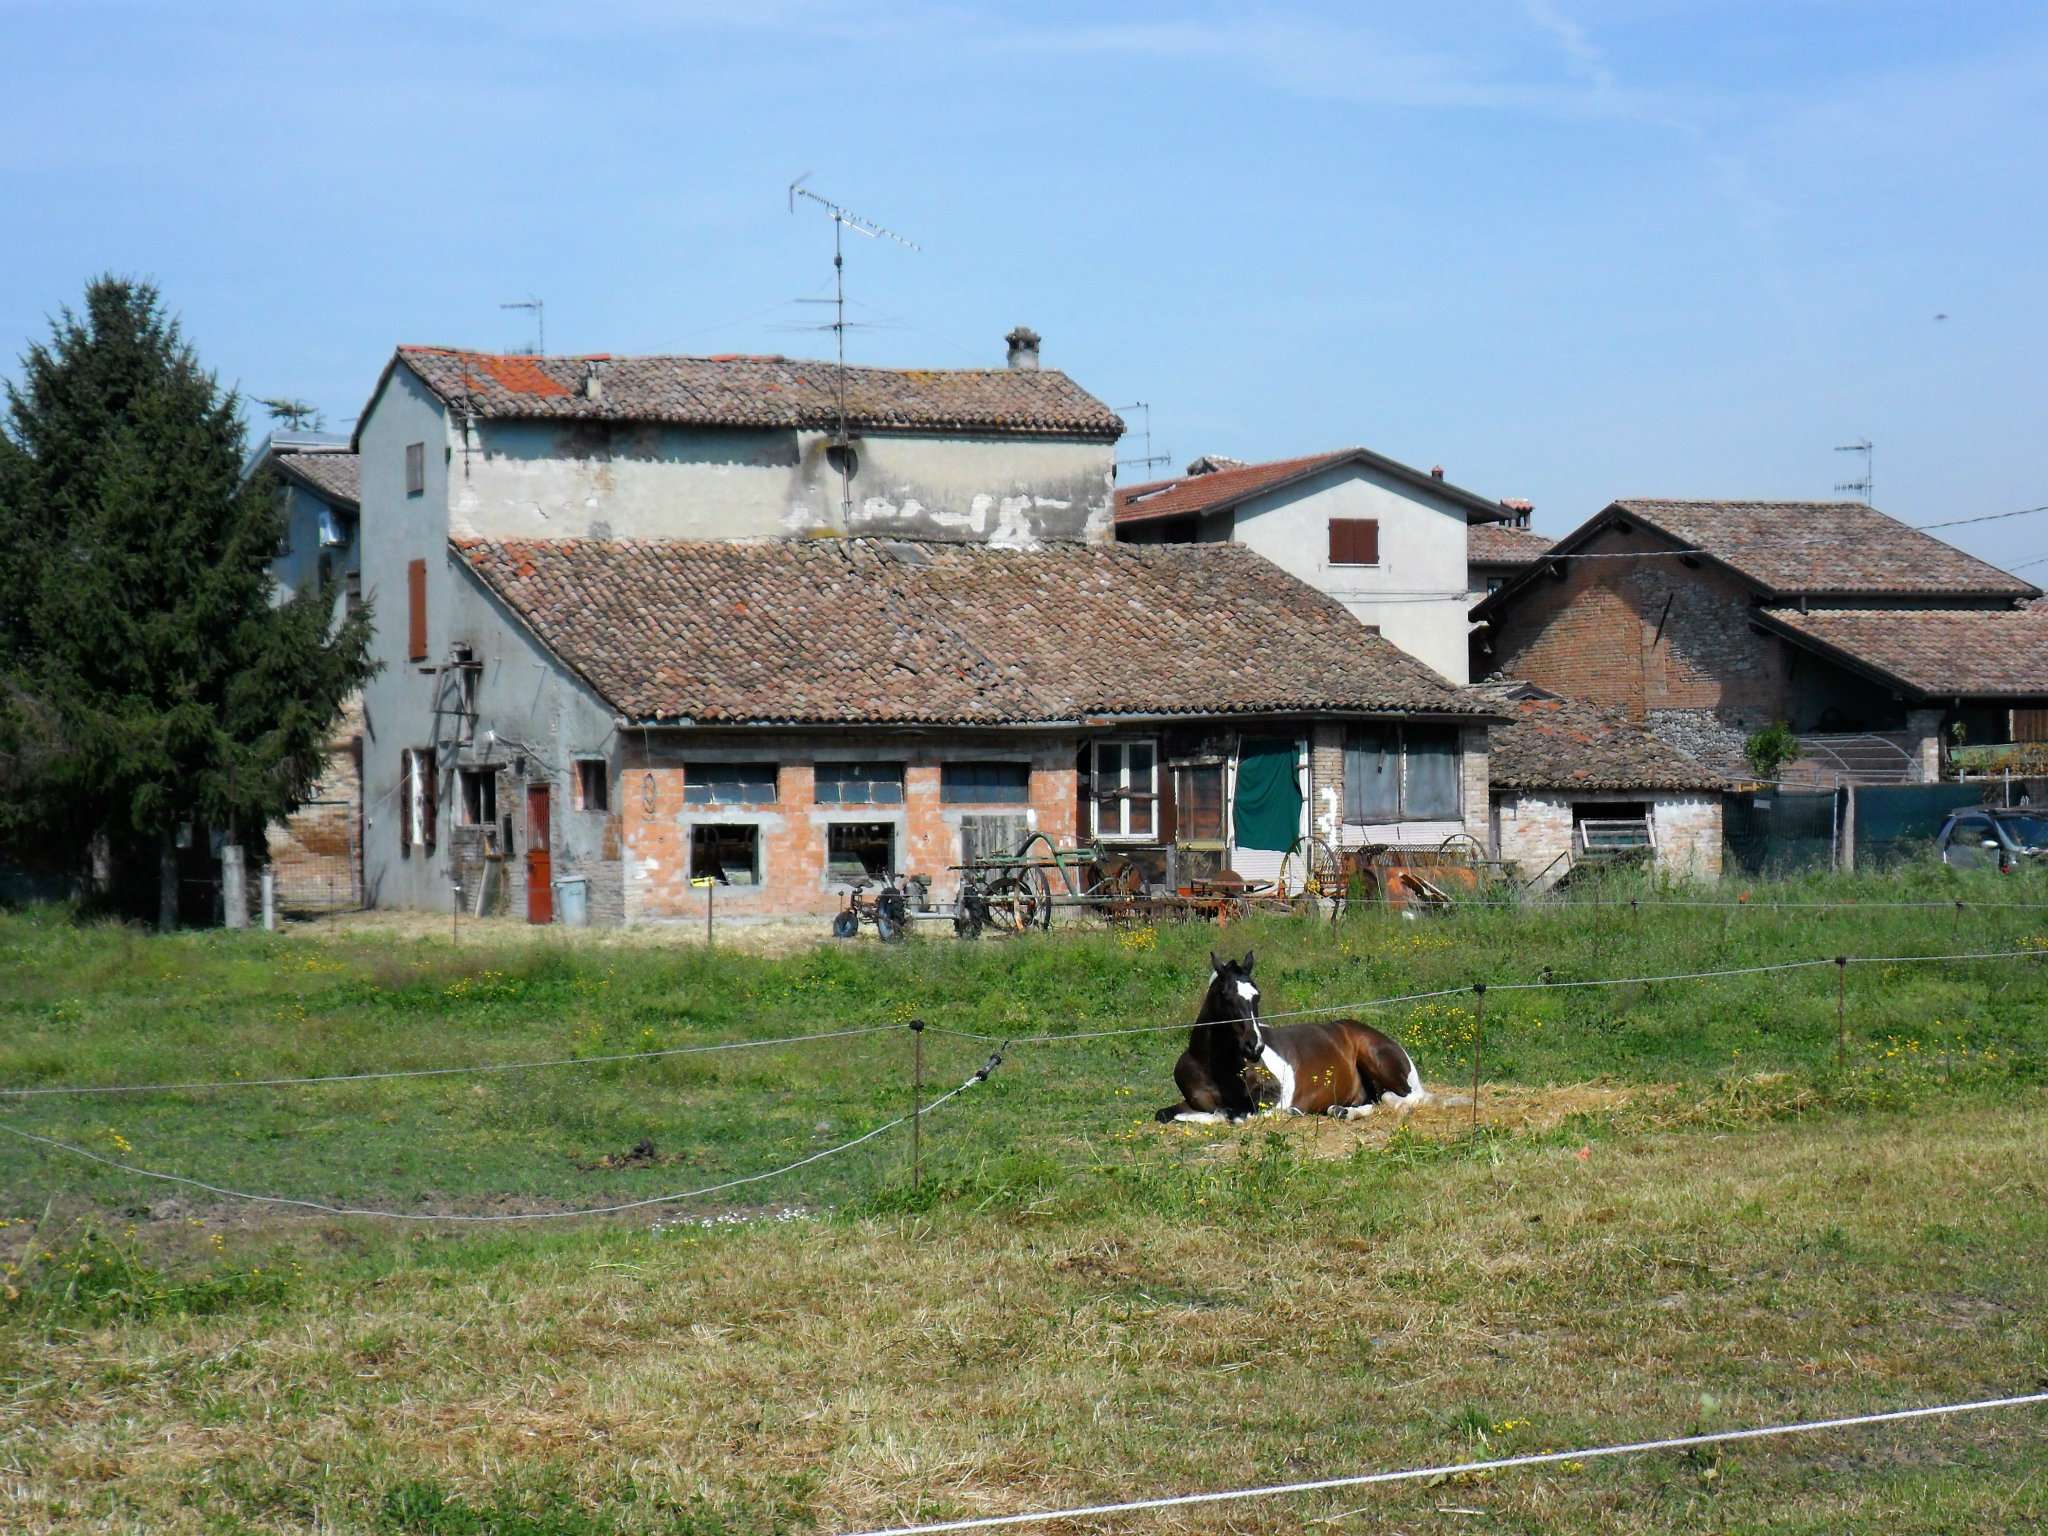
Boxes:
[525,784,553,924]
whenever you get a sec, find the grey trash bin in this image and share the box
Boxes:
[551,875,589,927]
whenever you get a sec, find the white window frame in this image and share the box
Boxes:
[1091,738,1159,843]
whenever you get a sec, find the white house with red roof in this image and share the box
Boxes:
[1113,448,1528,684]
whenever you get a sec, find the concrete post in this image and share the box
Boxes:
[1839,785,1856,873]
[1905,708,1945,783]
[260,870,276,931]
[221,840,248,929]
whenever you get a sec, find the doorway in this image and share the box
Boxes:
[526,783,553,924]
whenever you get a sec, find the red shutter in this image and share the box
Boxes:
[1328,519,1347,565]
[408,558,428,661]
[1329,519,1379,565]
[422,750,438,854]
[1358,519,1379,565]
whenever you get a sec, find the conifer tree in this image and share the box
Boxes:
[0,277,374,926]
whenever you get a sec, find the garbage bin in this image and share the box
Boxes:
[551,875,589,928]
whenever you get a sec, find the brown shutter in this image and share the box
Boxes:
[1328,519,1347,565]
[1358,519,1379,565]
[408,558,428,661]
[422,750,438,854]
[400,750,415,855]
[1157,762,1177,844]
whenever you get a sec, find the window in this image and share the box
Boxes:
[941,760,1030,804]
[459,768,497,827]
[1487,577,1505,595]
[401,747,438,854]
[828,821,895,881]
[691,824,760,886]
[407,557,427,661]
[1328,517,1379,566]
[684,763,779,805]
[1343,725,1460,823]
[344,571,363,616]
[1091,740,1157,840]
[576,759,610,812]
[405,441,425,496]
[815,761,903,805]
[1173,763,1226,843]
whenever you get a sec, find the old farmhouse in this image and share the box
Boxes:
[1113,449,1527,684]
[1470,499,2044,780]
[348,340,1500,925]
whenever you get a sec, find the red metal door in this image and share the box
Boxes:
[526,784,553,924]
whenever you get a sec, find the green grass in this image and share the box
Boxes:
[2,866,2046,1533]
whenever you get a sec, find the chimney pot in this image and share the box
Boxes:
[581,360,603,402]
[1005,326,1041,371]
[1430,464,1445,479]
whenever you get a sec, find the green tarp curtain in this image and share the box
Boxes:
[1233,738,1302,852]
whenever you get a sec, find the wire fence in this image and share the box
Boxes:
[2,943,2041,1223]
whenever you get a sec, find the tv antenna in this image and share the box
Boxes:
[500,295,544,355]
[1114,401,1171,478]
[787,175,919,522]
[1834,438,1873,502]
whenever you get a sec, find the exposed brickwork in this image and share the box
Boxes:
[265,696,364,912]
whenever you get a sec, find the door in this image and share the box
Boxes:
[526,784,553,924]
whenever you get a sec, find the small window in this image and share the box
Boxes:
[1173,763,1226,843]
[576,759,610,812]
[828,822,895,881]
[1328,517,1379,566]
[815,761,903,806]
[941,761,1030,804]
[459,768,497,827]
[684,763,779,805]
[1091,740,1158,840]
[691,824,760,886]
[405,441,426,496]
[344,571,364,616]
[1343,725,1459,823]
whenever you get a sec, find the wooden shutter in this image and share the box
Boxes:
[421,750,438,854]
[407,558,428,660]
[1329,519,1378,565]
[399,750,415,855]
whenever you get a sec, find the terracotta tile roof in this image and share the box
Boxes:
[1114,447,1517,528]
[273,449,359,509]
[1484,688,1734,792]
[1468,522,1553,566]
[456,537,1498,726]
[1607,500,2036,599]
[391,347,1123,440]
[1758,604,2048,699]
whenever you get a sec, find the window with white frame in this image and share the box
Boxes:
[1090,739,1158,841]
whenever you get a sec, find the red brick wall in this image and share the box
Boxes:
[622,735,1082,923]
[265,695,364,911]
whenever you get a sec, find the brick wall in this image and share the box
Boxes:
[621,734,1082,925]
[265,696,364,912]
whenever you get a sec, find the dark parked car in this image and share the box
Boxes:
[1936,808,2048,873]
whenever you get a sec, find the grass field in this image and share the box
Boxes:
[3,867,2047,1533]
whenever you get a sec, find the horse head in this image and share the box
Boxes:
[1203,950,1263,1063]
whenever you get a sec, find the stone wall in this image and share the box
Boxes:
[265,697,364,912]
[1494,789,1724,888]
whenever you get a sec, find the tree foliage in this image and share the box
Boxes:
[1743,721,1803,782]
[0,277,374,910]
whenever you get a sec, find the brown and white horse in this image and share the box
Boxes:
[1153,951,1428,1124]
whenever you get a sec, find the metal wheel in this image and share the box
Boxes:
[1437,832,1488,864]
[831,908,860,939]
[876,887,909,943]
[988,867,1053,933]
[1278,835,1344,919]
[952,887,987,939]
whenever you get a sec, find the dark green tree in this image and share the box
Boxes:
[0,277,374,926]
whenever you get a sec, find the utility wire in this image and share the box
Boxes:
[1914,503,2048,531]
[834,1391,2048,1536]
[0,1052,1006,1223]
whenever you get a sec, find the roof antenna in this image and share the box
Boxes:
[787,175,919,526]
[1833,438,1873,503]
[500,294,544,356]
[1114,401,1170,479]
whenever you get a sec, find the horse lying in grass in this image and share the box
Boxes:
[1153,951,1428,1124]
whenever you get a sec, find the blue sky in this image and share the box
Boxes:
[3,0,2044,569]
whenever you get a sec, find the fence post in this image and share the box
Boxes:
[259,870,276,932]
[910,1018,926,1191]
[1470,983,1487,1134]
[1954,900,1964,941]
[1835,956,1848,1071]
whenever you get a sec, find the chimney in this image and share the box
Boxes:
[580,359,604,402]
[1004,325,1041,371]
[1430,465,1445,479]
[1500,497,1534,528]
